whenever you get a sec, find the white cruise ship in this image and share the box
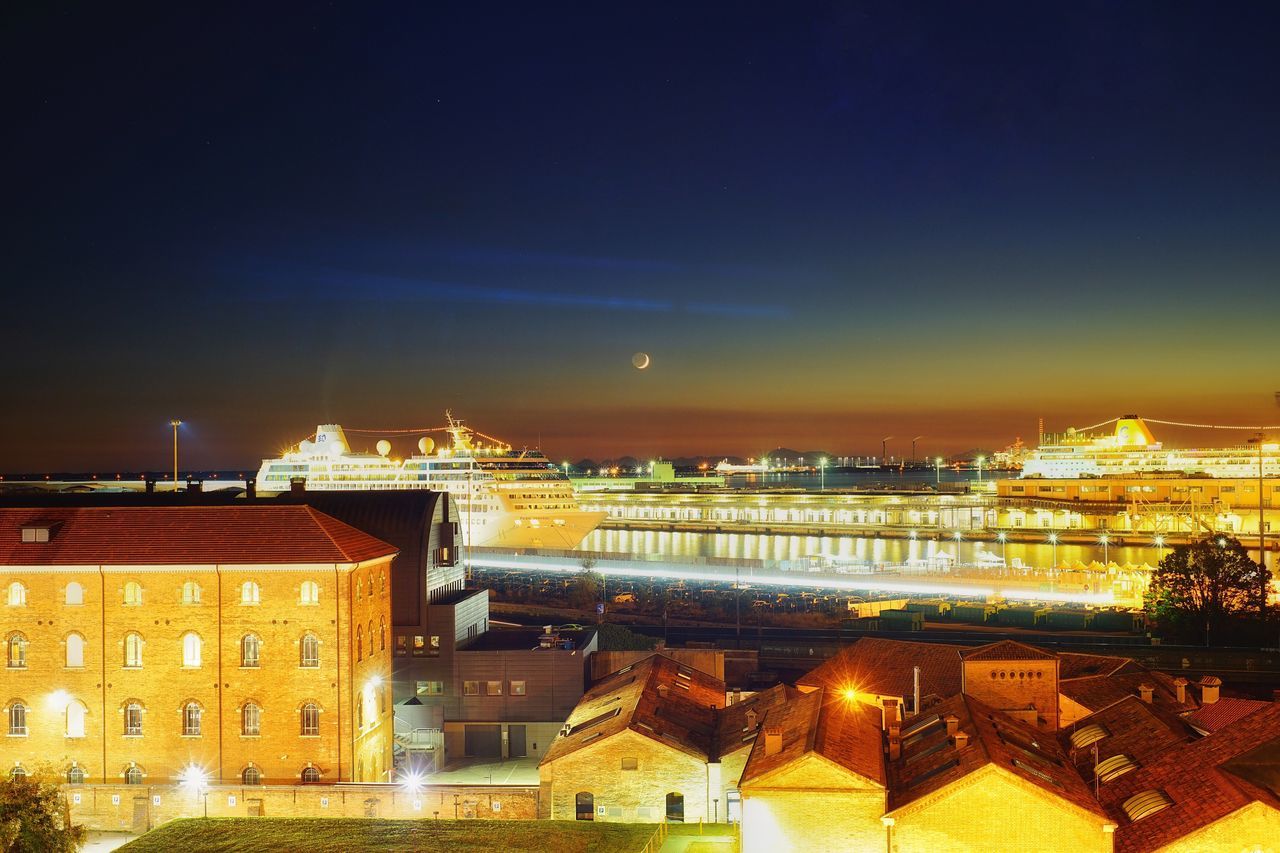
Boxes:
[254,415,606,548]
[1022,416,1280,479]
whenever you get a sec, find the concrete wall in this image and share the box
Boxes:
[64,782,539,832]
[888,766,1111,853]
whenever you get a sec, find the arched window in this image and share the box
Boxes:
[123,581,143,606]
[241,634,260,668]
[300,580,319,605]
[182,702,202,736]
[666,792,685,823]
[241,581,260,605]
[7,702,27,736]
[301,766,321,783]
[300,633,320,668]
[181,581,201,604]
[356,697,364,729]
[182,633,201,668]
[368,621,375,655]
[64,582,84,606]
[7,582,26,607]
[300,702,320,736]
[124,765,142,785]
[66,700,87,738]
[242,766,261,785]
[379,571,386,595]
[356,578,364,599]
[66,633,85,668]
[379,617,386,651]
[123,632,143,668]
[123,702,143,736]
[67,765,85,784]
[356,626,363,661]
[7,633,28,668]
[10,766,26,782]
[575,792,594,821]
[242,702,261,736]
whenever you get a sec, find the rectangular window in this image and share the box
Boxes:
[621,757,638,771]
[510,681,527,696]
[395,635,408,656]
[415,681,444,696]
[412,636,426,657]
[486,681,502,696]
[428,635,440,657]
[463,681,480,697]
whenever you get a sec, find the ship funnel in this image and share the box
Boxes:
[312,425,351,456]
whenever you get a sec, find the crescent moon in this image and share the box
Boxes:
[633,352,651,370]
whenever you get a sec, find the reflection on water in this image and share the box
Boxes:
[580,527,1172,570]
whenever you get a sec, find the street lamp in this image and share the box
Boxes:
[1154,535,1165,563]
[1048,532,1059,569]
[935,457,943,485]
[1247,434,1267,567]
[169,419,182,492]
[179,764,209,818]
[1099,534,1110,566]
[976,455,985,483]
[996,531,1007,567]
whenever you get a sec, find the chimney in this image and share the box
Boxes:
[954,731,970,751]
[1200,676,1221,705]
[944,714,960,736]
[657,684,670,700]
[763,726,783,757]
[289,477,307,496]
[1173,677,1188,705]
[882,698,900,735]
[245,478,256,499]
[1138,684,1154,704]
[745,709,758,730]
[732,688,742,705]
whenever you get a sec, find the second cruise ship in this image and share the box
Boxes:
[255,415,606,548]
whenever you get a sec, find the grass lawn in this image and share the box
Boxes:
[117,818,660,853]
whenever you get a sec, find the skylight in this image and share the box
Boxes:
[1122,790,1172,822]
[568,707,620,736]
[1070,723,1110,750]
[1095,753,1137,782]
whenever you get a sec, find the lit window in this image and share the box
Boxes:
[300,633,320,668]
[124,765,142,785]
[486,681,503,696]
[64,582,84,606]
[6,582,26,607]
[123,702,143,736]
[395,635,407,656]
[301,766,320,783]
[7,702,27,736]
[240,581,260,605]
[242,703,261,737]
[412,635,426,657]
[123,582,143,606]
[510,681,527,696]
[429,635,440,657]
[242,766,261,785]
[300,703,320,736]
[124,632,143,668]
[181,633,202,668]
[66,700,87,739]
[241,634,260,668]
[300,581,319,605]
[379,618,386,651]
[6,633,27,668]
[463,681,480,696]
[181,581,202,605]
[183,702,202,736]
[67,765,85,784]
[356,626,363,661]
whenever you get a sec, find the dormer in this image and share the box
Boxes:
[19,520,62,543]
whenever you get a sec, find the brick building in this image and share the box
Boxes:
[1,505,396,787]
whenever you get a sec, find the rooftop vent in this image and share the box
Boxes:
[763,726,783,757]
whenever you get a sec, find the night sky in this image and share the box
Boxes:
[5,3,1280,470]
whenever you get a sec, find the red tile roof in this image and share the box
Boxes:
[1058,651,1135,679]
[740,688,885,787]
[0,506,396,565]
[1185,697,1272,735]
[960,639,1058,662]
[797,638,971,702]
[1056,695,1194,776]
[1059,671,1197,717]
[1102,703,1280,853]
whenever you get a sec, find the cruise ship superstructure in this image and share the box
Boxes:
[255,416,606,548]
[1022,416,1280,479]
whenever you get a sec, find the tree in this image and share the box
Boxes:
[0,773,84,853]
[570,559,603,611]
[1147,535,1271,645]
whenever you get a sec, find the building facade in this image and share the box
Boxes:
[1,505,395,786]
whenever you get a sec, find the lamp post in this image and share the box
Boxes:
[1048,533,1059,570]
[935,457,942,485]
[1248,434,1266,567]
[1099,534,1110,566]
[1154,535,1165,564]
[169,419,182,493]
[997,531,1007,568]
[976,455,985,483]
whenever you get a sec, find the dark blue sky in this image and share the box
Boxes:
[4,2,1280,469]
